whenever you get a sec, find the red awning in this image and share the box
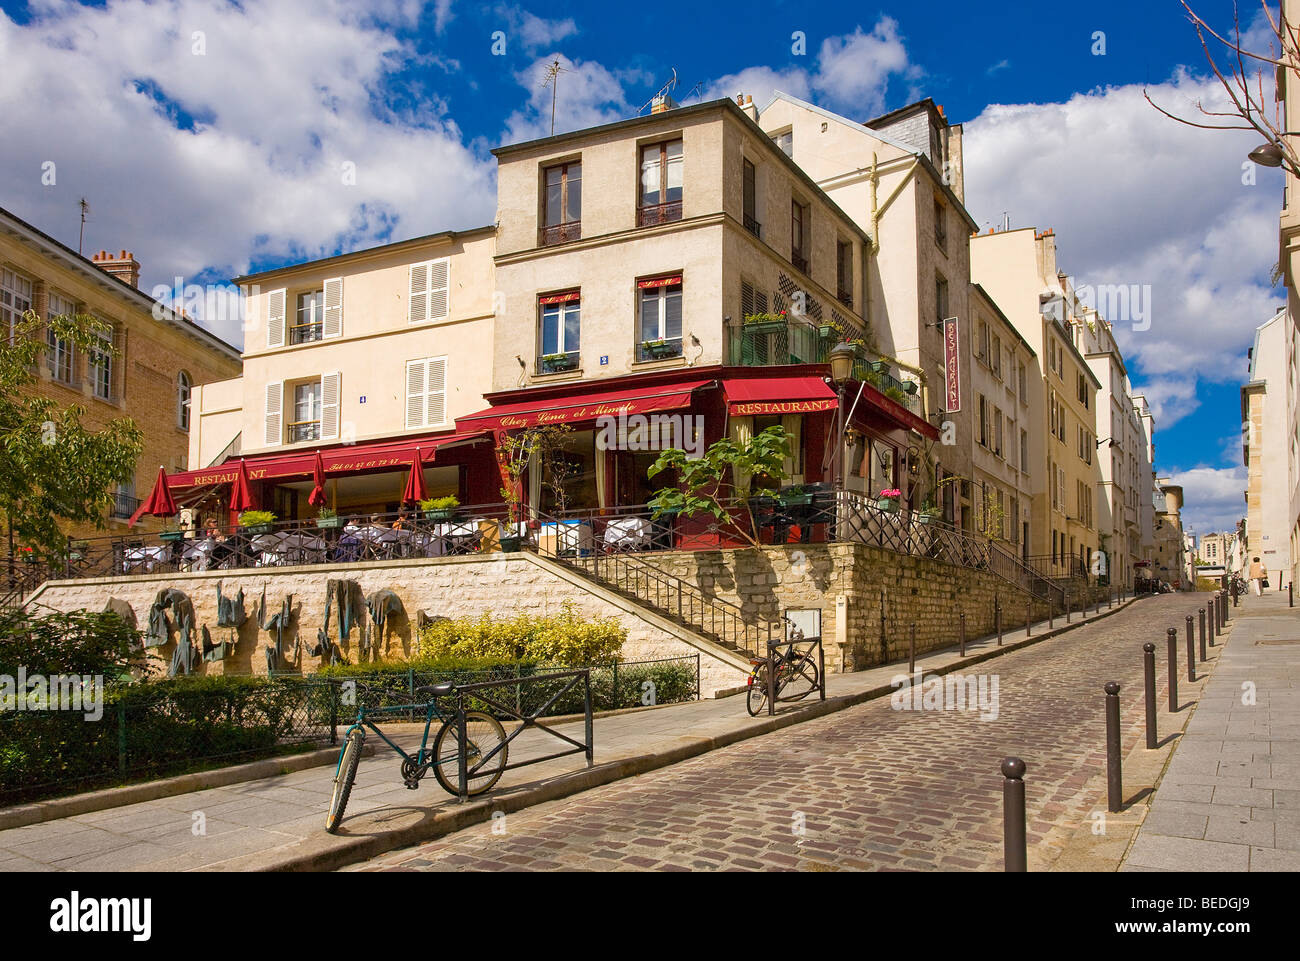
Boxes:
[843,380,939,440]
[724,377,837,416]
[168,431,491,490]
[456,381,714,432]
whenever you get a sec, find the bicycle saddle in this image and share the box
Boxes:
[416,682,455,698]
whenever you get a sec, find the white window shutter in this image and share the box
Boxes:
[429,259,449,320]
[267,288,286,348]
[409,264,428,323]
[320,371,340,440]
[405,359,426,428]
[264,382,283,445]
[425,357,446,426]
[323,278,343,338]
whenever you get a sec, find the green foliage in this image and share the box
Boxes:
[0,608,151,679]
[419,495,460,511]
[647,425,791,544]
[742,312,789,325]
[0,309,144,559]
[238,509,277,526]
[317,506,337,519]
[416,601,626,664]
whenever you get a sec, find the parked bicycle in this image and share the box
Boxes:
[326,680,508,834]
[745,635,821,717]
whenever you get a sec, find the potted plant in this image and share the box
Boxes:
[238,509,277,535]
[158,525,184,543]
[916,501,941,525]
[541,352,578,373]
[902,380,920,395]
[316,506,344,530]
[874,488,901,513]
[641,338,679,360]
[743,311,789,335]
[777,484,812,508]
[420,495,461,521]
[496,432,539,553]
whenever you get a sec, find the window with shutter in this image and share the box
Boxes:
[264,382,283,445]
[405,357,447,429]
[320,371,340,440]
[267,289,286,348]
[323,278,343,338]
[409,259,450,323]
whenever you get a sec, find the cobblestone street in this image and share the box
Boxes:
[352,593,1212,872]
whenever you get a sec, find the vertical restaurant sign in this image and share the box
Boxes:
[942,316,960,413]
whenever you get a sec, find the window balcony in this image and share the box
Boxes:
[638,201,682,228]
[791,250,809,274]
[836,288,853,309]
[637,338,683,362]
[538,350,580,374]
[743,215,762,238]
[288,421,321,443]
[539,221,581,246]
[109,492,140,520]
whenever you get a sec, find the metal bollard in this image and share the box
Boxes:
[1186,615,1196,683]
[1291,582,1294,608]
[1198,608,1207,662]
[1105,681,1123,813]
[959,611,966,657]
[1166,628,1179,712]
[1232,582,1238,608]
[1143,643,1157,750]
[1048,600,1054,630]
[1066,591,1071,623]
[1209,600,1217,646]
[1001,757,1027,873]
[909,622,916,676]
[996,599,1003,646]
[1026,601,1032,638]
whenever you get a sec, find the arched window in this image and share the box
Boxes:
[178,371,192,430]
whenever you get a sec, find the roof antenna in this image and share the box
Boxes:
[78,197,90,255]
[540,59,570,136]
[638,69,679,115]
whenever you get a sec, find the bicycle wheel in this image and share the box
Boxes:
[432,711,509,797]
[746,664,770,717]
[325,728,365,834]
[782,655,820,701]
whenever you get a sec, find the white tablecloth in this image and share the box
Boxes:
[123,545,168,572]
[604,517,653,550]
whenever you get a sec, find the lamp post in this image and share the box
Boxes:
[829,342,857,492]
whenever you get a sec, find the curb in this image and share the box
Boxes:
[207,595,1145,872]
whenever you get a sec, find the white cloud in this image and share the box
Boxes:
[492,5,577,52]
[0,0,497,349]
[964,71,1282,430]
[500,55,649,144]
[1166,465,1247,534]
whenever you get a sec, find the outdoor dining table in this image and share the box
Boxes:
[347,525,421,559]
[432,520,480,555]
[251,531,329,566]
[603,516,654,552]
[122,545,169,573]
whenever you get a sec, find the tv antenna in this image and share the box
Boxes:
[540,58,571,136]
[638,69,678,115]
[78,198,90,255]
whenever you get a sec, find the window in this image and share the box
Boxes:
[934,198,947,250]
[977,319,990,360]
[935,274,949,324]
[541,161,582,245]
[1018,360,1027,399]
[978,394,989,449]
[740,279,768,319]
[791,200,809,273]
[289,381,322,443]
[292,289,325,344]
[993,407,1004,457]
[637,276,683,361]
[773,129,793,157]
[742,159,760,237]
[178,372,192,431]
[1020,428,1029,472]
[639,140,683,226]
[405,357,447,429]
[1,268,32,343]
[836,240,853,307]
[408,260,450,324]
[110,478,136,520]
[991,335,1003,378]
[89,324,113,400]
[46,293,75,384]
[1077,371,1090,408]
[539,291,580,366]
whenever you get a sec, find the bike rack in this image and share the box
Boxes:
[762,636,827,717]
[451,668,594,802]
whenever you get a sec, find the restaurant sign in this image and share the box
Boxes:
[942,316,960,413]
[728,399,837,416]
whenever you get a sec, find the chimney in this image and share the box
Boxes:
[651,92,680,114]
[91,248,141,288]
[737,93,758,122]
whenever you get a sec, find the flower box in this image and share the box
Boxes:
[242,523,274,536]
[316,516,345,530]
[424,508,458,521]
[159,531,185,543]
[744,321,786,335]
[874,499,899,514]
[778,492,813,508]
[642,340,680,359]
[541,353,578,373]
[499,535,524,553]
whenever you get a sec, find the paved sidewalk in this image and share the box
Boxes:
[0,593,1134,872]
[1122,589,1300,871]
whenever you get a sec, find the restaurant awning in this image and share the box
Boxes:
[845,380,940,440]
[456,380,715,432]
[167,431,491,490]
[723,376,837,416]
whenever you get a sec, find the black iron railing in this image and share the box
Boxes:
[539,221,581,246]
[638,201,682,227]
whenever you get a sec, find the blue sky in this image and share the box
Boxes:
[0,0,1282,532]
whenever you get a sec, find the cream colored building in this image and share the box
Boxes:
[183,227,500,518]
[1241,308,1297,586]
[970,227,1102,573]
[1153,482,1188,589]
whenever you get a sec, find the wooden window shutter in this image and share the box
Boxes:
[323,278,343,338]
[267,288,286,348]
[429,259,449,320]
[409,264,429,323]
[264,382,283,445]
[425,357,446,426]
[320,371,341,440]
[405,359,426,428]
[741,281,755,318]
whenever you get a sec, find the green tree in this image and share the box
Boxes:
[647,425,791,547]
[1,309,143,559]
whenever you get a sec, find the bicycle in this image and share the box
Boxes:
[745,640,821,717]
[325,680,509,834]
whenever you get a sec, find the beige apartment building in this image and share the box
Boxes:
[181,227,499,519]
[477,96,937,519]
[752,93,980,527]
[1153,482,1188,589]
[970,226,1102,574]
[0,205,241,547]
[967,283,1036,556]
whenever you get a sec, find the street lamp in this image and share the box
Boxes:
[1248,142,1285,167]
[829,342,857,492]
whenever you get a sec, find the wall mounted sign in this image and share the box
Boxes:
[942,315,961,413]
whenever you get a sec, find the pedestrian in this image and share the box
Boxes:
[1249,556,1266,596]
